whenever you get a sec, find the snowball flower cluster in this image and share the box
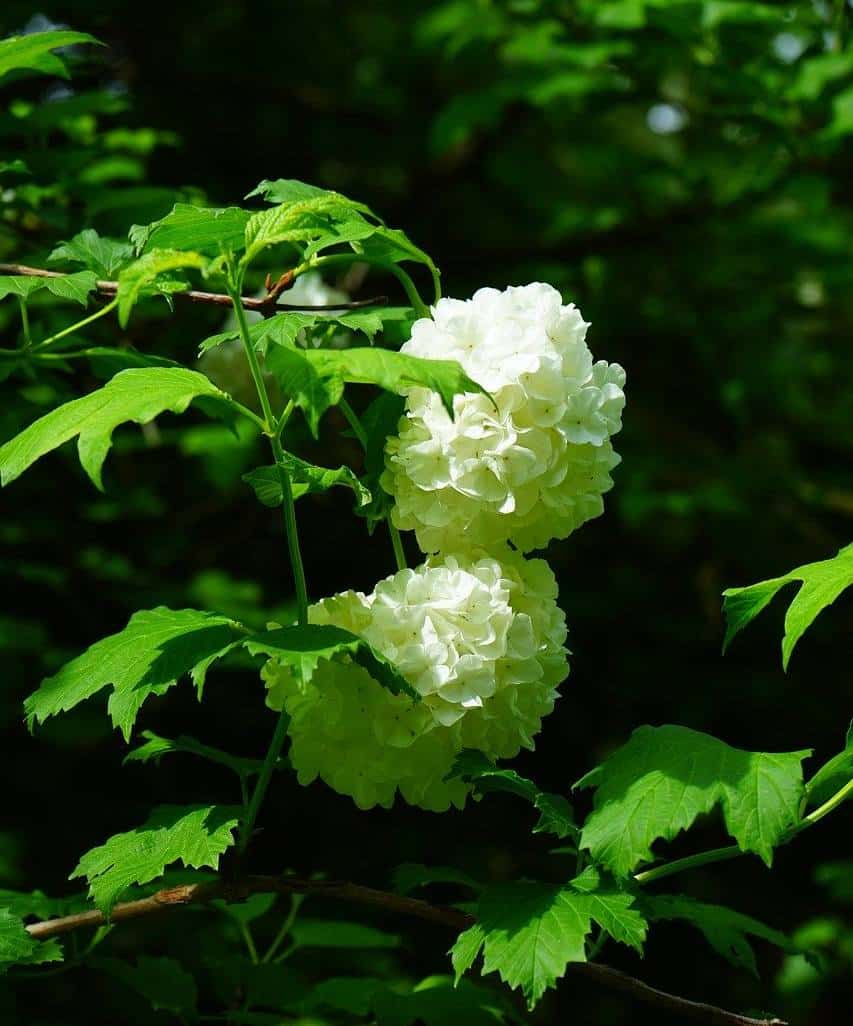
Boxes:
[382,283,626,552]
[263,549,568,811]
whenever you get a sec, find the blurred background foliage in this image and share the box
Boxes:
[0,1,851,1023]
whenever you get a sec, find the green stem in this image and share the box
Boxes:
[18,297,31,347]
[238,921,259,964]
[305,253,430,319]
[800,777,853,827]
[31,298,119,352]
[633,844,741,887]
[339,397,407,570]
[228,260,310,856]
[261,894,303,964]
[634,777,853,887]
[238,710,290,856]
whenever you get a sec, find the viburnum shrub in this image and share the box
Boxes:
[1,29,852,1026]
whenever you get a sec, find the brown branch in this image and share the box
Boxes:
[25,875,786,1026]
[0,263,387,313]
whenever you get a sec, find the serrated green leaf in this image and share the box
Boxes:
[451,922,486,984]
[95,956,198,1017]
[117,249,208,325]
[0,31,101,81]
[129,204,251,256]
[0,908,63,972]
[392,863,481,896]
[805,721,853,808]
[578,725,810,875]
[49,229,134,278]
[247,179,351,205]
[124,729,284,779]
[70,805,239,913]
[448,751,577,839]
[723,544,853,669]
[459,881,646,1008]
[243,193,372,266]
[0,367,229,489]
[0,271,98,307]
[641,894,807,976]
[243,455,371,510]
[266,345,488,436]
[24,607,245,740]
[245,623,418,699]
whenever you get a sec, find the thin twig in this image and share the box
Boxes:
[25,875,787,1026]
[0,263,387,312]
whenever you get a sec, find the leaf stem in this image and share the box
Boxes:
[238,921,259,964]
[304,253,430,319]
[238,710,290,856]
[31,298,119,352]
[227,258,310,857]
[18,297,31,347]
[633,776,853,887]
[261,893,303,963]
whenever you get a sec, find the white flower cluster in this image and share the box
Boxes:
[382,283,626,552]
[263,283,624,812]
[264,549,568,810]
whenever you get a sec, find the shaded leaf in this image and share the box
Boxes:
[245,623,418,699]
[124,729,284,779]
[392,863,481,895]
[805,721,853,808]
[449,750,577,839]
[49,229,134,278]
[642,893,810,976]
[0,909,62,972]
[95,956,198,1018]
[243,455,371,510]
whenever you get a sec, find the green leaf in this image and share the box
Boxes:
[265,345,489,435]
[0,367,229,490]
[373,976,510,1026]
[0,908,62,972]
[49,229,134,279]
[723,544,853,669]
[95,956,198,1018]
[0,31,101,81]
[243,455,371,510]
[70,804,239,913]
[290,919,400,949]
[117,249,208,326]
[24,607,245,741]
[451,922,486,983]
[242,192,373,266]
[392,863,481,895]
[129,204,251,256]
[449,751,577,839]
[455,880,646,1007]
[577,725,811,875]
[805,721,853,808]
[0,271,98,307]
[84,347,181,377]
[124,729,284,779]
[246,179,346,205]
[245,623,419,699]
[641,894,808,976]
[355,391,406,529]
